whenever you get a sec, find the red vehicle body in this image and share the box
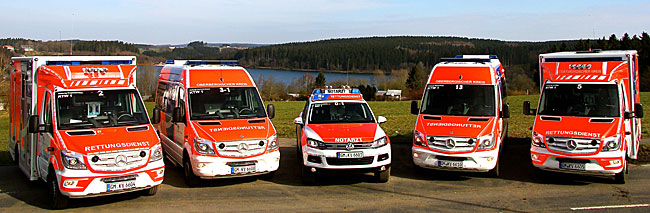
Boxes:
[524,50,642,183]
[9,56,164,208]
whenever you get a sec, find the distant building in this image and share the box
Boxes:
[21,45,34,52]
[376,90,401,100]
[2,45,14,52]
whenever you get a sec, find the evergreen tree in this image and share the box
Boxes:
[406,62,427,89]
[315,71,326,87]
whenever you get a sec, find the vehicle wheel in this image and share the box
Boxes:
[49,173,69,209]
[13,146,18,165]
[374,167,391,183]
[614,159,627,184]
[488,158,500,177]
[142,185,159,196]
[183,158,201,187]
[301,166,317,185]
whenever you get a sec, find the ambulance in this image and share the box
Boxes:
[153,60,279,186]
[8,56,164,209]
[411,55,509,176]
[523,50,641,183]
[293,86,391,184]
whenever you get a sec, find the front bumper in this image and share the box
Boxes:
[302,144,391,170]
[530,146,624,176]
[190,150,280,179]
[58,160,165,198]
[412,146,499,172]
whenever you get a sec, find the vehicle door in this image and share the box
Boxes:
[37,90,54,178]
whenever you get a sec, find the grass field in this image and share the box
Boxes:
[1,93,649,165]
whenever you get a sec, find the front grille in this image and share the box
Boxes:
[546,137,600,154]
[100,175,137,183]
[226,161,257,167]
[326,156,374,165]
[556,157,591,164]
[215,139,266,157]
[436,156,467,161]
[321,142,373,150]
[426,136,476,152]
[87,149,149,172]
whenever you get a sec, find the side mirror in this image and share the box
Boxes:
[172,107,184,123]
[523,101,536,115]
[28,115,39,133]
[267,104,275,119]
[500,103,510,118]
[411,100,419,115]
[152,107,161,124]
[293,117,303,125]
[377,116,387,124]
[635,103,644,118]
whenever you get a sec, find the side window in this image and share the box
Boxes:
[155,82,167,108]
[302,102,309,123]
[43,92,53,132]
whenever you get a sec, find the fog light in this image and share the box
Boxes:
[63,180,76,187]
[310,168,317,173]
[486,157,494,162]
[610,159,621,165]
[198,163,207,168]
[380,166,386,171]
[531,154,539,161]
[413,152,419,158]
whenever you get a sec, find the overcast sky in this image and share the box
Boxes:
[1,0,649,44]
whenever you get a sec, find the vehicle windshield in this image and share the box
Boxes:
[420,84,496,116]
[56,89,149,130]
[309,102,375,124]
[188,87,266,120]
[539,83,620,117]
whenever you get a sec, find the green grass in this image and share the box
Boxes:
[2,93,650,165]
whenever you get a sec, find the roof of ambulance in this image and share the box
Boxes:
[540,50,637,58]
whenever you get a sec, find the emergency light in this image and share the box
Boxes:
[185,60,239,66]
[45,60,133,66]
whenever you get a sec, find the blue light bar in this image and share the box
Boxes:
[489,55,498,59]
[455,55,463,58]
[351,88,360,94]
[165,60,175,64]
[311,94,331,101]
[312,89,322,94]
[45,60,132,66]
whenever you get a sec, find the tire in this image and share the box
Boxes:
[488,158,500,178]
[13,146,18,165]
[142,185,159,196]
[374,167,391,183]
[614,159,627,184]
[301,165,317,185]
[49,173,69,209]
[183,158,201,187]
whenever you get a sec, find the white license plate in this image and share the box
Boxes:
[559,162,585,170]
[106,181,136,192]
[438,160,463,168]
[338,152,363,158]
[231,165,256,174]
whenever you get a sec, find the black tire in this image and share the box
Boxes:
[614,160,627,184]
[488,159,500,177]
[142,185,159,196]
[183,158,201,187]
[13,146,18,165]
[301,166,317,185]
[49,172,69,209]
[374,167,391,183]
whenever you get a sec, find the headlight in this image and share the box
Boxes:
[372,136,388,148]
[413,130,427,147]
[477,133,496,150]
[194,137,216,155]
[149,143,163,162]
[61,150,87,170]
[531,132,546,148]
[307,138,323,149]
[267,134,279,151]
[602,134,622,152]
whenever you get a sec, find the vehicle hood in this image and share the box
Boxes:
[304,123,384,142]
[533,116,620,138]
[190,118,275,141]
[58,125,158,155]
[416,115,496,137]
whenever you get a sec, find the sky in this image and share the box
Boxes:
[1,0,650,45]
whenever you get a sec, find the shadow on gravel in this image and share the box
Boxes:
[389,135,622,185]
[161,158,258,188]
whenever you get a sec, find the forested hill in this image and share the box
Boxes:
[234,36,575,72]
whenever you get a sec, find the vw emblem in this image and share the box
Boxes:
[445,139,456,149]
[566,140,578,151]
[345,142,355,151]
[115,155,127,167]
[238,143,249,153]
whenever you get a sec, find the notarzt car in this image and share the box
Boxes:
[294,87,391,184]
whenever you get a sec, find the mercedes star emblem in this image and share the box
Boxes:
[566,140,578,151]
[445,139,456,149]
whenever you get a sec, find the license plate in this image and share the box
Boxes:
[559,162,585,170]
[438,160,463,168]
[106,181,136,192]
[231,165,256,174]
[337,152,363,158]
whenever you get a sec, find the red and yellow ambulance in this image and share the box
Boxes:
[411,55,509,176]
[9,56,164,208]
[153,60,279,186]
[294,87,391,184]
[524,50,642,183]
